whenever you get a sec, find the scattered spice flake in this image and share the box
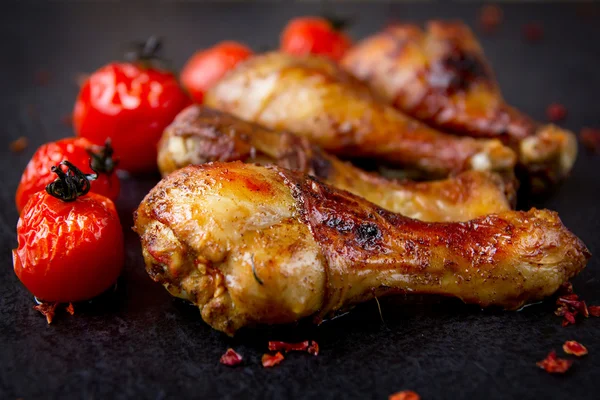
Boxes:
[9,137,28,153]
[219,348,243,367]
[580,128,600,154]
[61,114,73,127]
[589,305,600,317]
[34,69,51,86]
[546,103,567,122]
[563,341,588,357]
[307,340,319,356]
[33,302,58,324]
[262,352,285,368]
[523,23,544,42]
[557,296,589,318]
[478,4,503,34]
[536,350,573,374]
[268,340,309,353]
[389,390,421,400]
[66,303,75,316]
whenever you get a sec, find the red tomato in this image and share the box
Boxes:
[280,17,352,62]
[15,137,120,213]
[73,63,191,173]
[13,190,124,303]
[180,41,253,104]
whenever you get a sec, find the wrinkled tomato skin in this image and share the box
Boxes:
[15,137,120,213]
[280,17,352,62]
[73,63,191,173]
[180,41,253,104]
[13,192,124,303]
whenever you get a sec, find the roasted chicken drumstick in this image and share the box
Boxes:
[205,52,516,178]
[134,162,589,335]
[341,21,578,190]
[158,105,514,222]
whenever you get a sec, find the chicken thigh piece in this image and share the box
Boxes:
[341,21,577,191]
[134,162,589,335]
[205,52,516,178]
[158,106,515,222]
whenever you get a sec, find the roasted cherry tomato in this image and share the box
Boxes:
[280,17,352,62]
[73,37,191,173]
[13,161,124,303]
[15,137,120,213]
[180,41,253,104]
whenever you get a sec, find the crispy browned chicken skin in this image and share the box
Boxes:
[205,52,516,178]
[158,105,515,222]
[342,21,578,191]
[134,162,589,335]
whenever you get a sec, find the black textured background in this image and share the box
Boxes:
[1,1,600,399]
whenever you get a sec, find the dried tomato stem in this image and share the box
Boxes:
[87,139,118,175]
[124,36,170,70]
[46,160,96,202]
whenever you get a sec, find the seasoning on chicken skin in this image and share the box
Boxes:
[205,52,517,179]
[341,21,577,191]
[158,105,515,222]
[134,162,589,335]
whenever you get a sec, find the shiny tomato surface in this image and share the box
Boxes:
[15,137,120,213]
[280,17,352,62]
[73,63,191,173]
[180,41,253,104]
[13,191,124,302]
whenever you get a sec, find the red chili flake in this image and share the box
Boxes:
[307,340,319,356]
[33,302,58,324]
[580,128,600,154]
[557,296,589,318]
[262,352,285,368]
[34,69,51,86]
[536,350,573,374]
[563,341,588,357]
[523,23,544,42]
[589,305,600,317]
[389,390,421,400]
[61,114,73,127]
[269,340,310,353]
[546,103,567,122]
[66,303,75,316]
[558,282,573,295]
[478,5,503,34]
[219,348,243,367]
[9,137,29,153]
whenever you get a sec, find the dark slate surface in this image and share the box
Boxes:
[1,1,599,399]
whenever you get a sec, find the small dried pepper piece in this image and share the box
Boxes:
[389,390,421,400]
[33,302,58,324]
[262,352,285,368]
[536,350,573,374]
[10,137,29,153]
[220,348,243,367]
[478,5,503,34]
[589,305,600,317]
[580,128,600,154]
[523,22,544,42]
[307,340,319,356]
[268,340,319,356]
[563,341,588,357]
[546,103,567,122]
[66,303,75,315]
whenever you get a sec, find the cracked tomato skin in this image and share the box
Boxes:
[13,191,124,303]
[15,137,120,213]
[73,63,191,173]
[181,41,253,104]
[280,17,352,62]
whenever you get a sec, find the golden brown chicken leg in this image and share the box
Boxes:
[158,105,515,222]
[205,52,516,179]
[134,162,589,335]
[341,21,577,191]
